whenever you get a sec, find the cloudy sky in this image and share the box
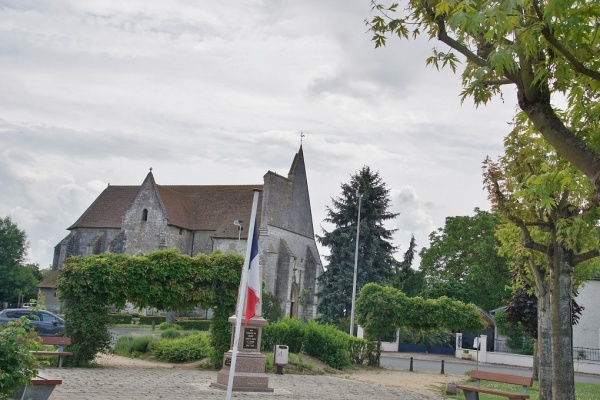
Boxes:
[0,0,517,268]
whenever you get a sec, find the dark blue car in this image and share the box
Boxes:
[0,308,65,336]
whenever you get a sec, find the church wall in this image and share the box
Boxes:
[164,225,193,255]
[53,228,122,268]
[191,231,215,255]
[122,184,169,255]
[213,237,246,255]
[261,225,322,319]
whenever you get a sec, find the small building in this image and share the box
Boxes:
[42,146,323,319]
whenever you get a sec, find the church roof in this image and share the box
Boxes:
[68,181,263,238]
[68,185,140,229]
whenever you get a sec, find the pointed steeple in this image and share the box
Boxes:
[288,145,304,181]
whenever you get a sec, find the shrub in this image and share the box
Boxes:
[107,313,133,325]
[347,336,377,365]
[261,318,306,353]
[114,335,135,356]
[148,333,211,363]
[114,334,153,356]
[159,322,182,331]
[161,328,183,339]
[303,321,352,369]
[0,319,42,398]
[175,320,210,331]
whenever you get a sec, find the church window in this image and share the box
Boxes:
[142,209,148,221]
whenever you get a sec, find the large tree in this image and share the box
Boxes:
[0,216,40,306]
[317,166,399,325]
[390,235,425,297]
[484,119,600,400]
[418,209,511,311]
[368,0,600,197]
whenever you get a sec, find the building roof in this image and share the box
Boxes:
[68,180,264,238]
[38,270,59,289]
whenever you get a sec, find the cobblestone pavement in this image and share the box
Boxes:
[46,367,445,400]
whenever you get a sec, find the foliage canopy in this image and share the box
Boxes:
[317,166,398,324]
[57,249,242,367]
[368,0,600,196]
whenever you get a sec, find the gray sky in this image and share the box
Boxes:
[0,1,517,268]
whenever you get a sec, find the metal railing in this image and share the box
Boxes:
[573,347,600,362]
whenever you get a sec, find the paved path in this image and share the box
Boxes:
[46,367,444,400]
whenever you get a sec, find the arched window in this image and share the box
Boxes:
[142,209,148,221]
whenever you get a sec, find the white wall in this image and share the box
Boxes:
[573,279,600,349]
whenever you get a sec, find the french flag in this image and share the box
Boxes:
[245,219,260,325]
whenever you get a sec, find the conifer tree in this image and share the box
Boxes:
[317,166,398,325]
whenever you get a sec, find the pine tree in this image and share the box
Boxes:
[317,166,398,325]
[390,235,424,297]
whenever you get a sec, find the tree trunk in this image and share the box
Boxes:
[166,311,176,324]
[537,286,552,400]
[517,86,600,196]
[550,245,575,400]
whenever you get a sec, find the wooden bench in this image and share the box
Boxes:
[10,372,62,400]
[31,336,73,368]
[456,370,534,399]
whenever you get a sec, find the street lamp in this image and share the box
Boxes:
[349,188,363,336]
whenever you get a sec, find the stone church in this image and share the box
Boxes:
[42,146,322,319]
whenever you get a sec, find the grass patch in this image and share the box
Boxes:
[446,379,600,400]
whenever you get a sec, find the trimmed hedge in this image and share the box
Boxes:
[303,321,352,369]
[261,318,306,353]
[148,333,211,363]
[261,319,374,369]
[175,320,210,331]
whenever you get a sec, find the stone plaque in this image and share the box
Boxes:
[225,357,231,366]
[243,327,258,349]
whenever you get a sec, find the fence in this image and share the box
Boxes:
[573,347,600,362]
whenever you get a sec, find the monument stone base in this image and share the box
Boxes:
[210,316,273,392]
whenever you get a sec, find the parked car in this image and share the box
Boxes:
[0,308,65,336]
[22,302,37,309]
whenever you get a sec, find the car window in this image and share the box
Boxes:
[40,313,59,323]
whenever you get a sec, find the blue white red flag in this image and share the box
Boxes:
[245,219,260,325]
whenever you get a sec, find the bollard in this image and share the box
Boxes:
[409,357,413,372]
[441,359,445,374]
[152,320,155,331]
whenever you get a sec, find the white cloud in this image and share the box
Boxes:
[0,0,514,268]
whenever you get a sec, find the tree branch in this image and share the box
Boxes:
[532,0,600,82]
[481,79,513,86]
[572,249,600,265]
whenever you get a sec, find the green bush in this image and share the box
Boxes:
[107,313,133,325]
[113,334,154,357]
[114,335,135,356]
[347,336,377,365]
[161,328,183,339]
[261,318,306,353]
[148,333,211,363]
[303,321,352,369]
[175,320,210,331]
[159,322,182,331]
[0,319,42,398]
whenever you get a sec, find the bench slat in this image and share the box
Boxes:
[40,336,71,346]
[32,373,62,386]
[31,351,73,356]
[456,385,529,399]
[470,370,534,387]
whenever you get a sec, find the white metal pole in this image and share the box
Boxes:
[349,191,362,336]
[226,189,261,400]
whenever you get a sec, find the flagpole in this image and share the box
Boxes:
[226,189,261,400]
